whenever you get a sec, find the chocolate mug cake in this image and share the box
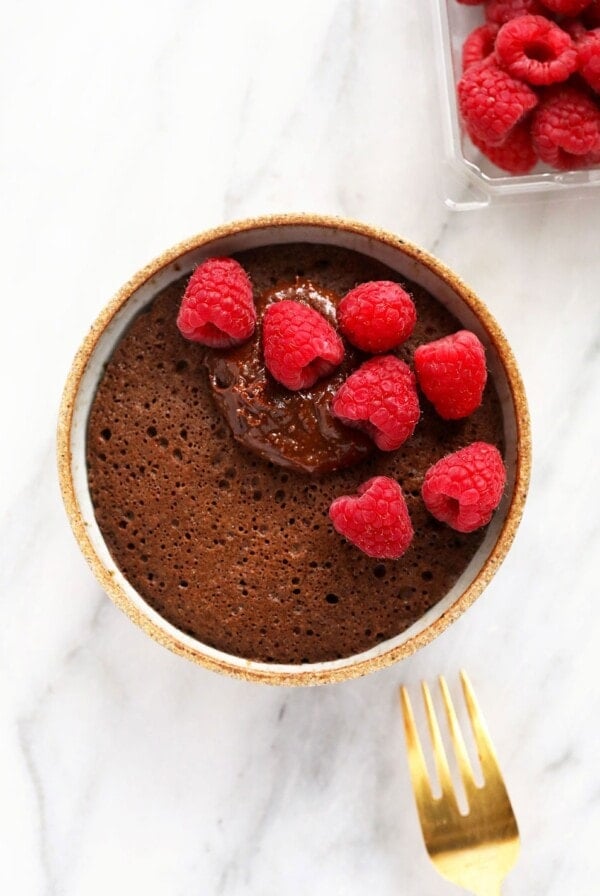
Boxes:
[85,242,505,665]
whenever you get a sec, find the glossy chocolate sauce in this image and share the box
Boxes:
[206,279,372,474]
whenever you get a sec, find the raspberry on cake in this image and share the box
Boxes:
[457,60,539,145]
[329,477,414,560]
[205,279,371,475]
[177,257,256,348]
[263,299,344,390]
[414,330,488,420]
[422,443,507,534]
[337,281,416,353]
[531,85,600,168]
[331,355,420,451]
[495,15,578,85]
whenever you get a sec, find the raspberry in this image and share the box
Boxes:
[462,24,499,71]
[422,443,506,534]
[337,281,416,353]
[469,119,538,171]
[540,0,592,14]
[457,60,538,145]
[486,0,545,25]
[576,28,600,91]
[262,300,344,390]
[531,86,600,167]
[564,19,589,38]
[329,477,414,560]
[177,258,255,348]
[583,0,600,26]
[331,356,420,451]
[495,15,578,84]
[414,330,487,420]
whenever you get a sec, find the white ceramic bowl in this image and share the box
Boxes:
[58,215,531,685]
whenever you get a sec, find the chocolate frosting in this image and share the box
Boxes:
[204,279,372,474]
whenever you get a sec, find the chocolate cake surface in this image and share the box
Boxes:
[86,243,504,664]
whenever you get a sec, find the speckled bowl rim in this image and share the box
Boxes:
[57,214,531,686]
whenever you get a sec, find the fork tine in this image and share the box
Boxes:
[399,686,434,802]
[421,682,457,805]
[438,676,478,801]
[400,674,520,893]
[460,670,505,789]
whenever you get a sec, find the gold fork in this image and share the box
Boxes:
[400,671,520,896]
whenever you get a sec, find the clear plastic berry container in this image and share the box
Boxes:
[431,0,600,209]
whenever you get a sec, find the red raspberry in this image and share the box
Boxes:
[563,18,589,38]
[177,258,255,348]
[329,477,414,560]
[422,443,506,534]
[462,24,499,71]
[337,281,416,353]
[457,60,538,145]
[262,300,344,390]
[540,0,592,14]
[495,15,578,84]
[531,86,600,167]
[576,28,600,91]
[486,0,545,25]
[414,330,487,420]
[469,119,538,172]
[331,356,420,451]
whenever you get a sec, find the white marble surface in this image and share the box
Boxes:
[2,1,600,893]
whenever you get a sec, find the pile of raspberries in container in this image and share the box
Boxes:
[178,259,507,560]
[456,0,600,173]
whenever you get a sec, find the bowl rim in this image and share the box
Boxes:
[57,213,531,685]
